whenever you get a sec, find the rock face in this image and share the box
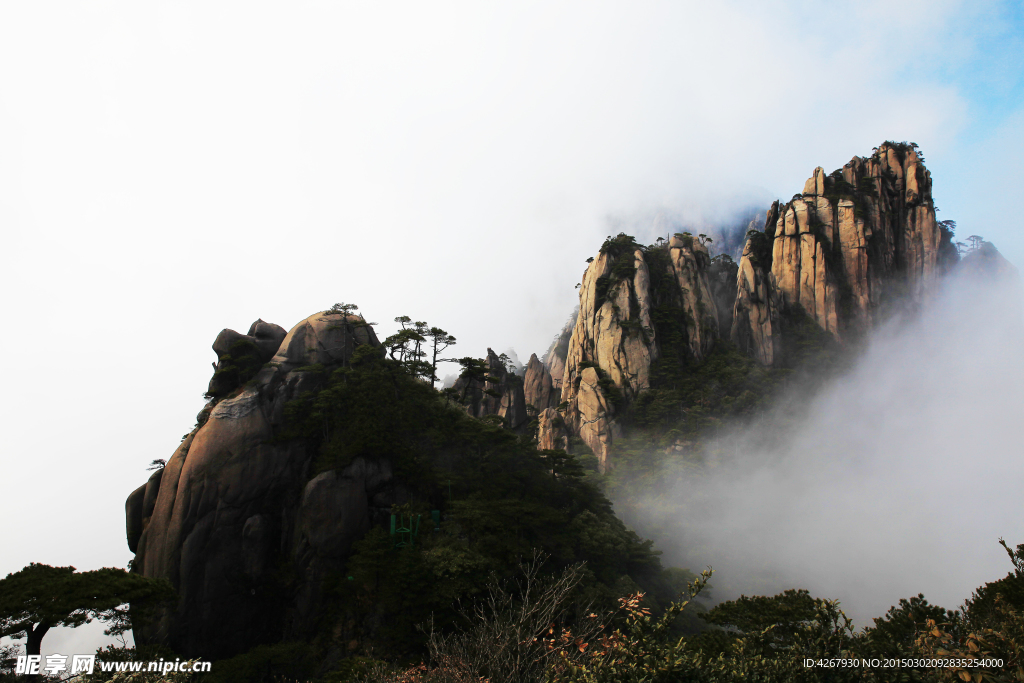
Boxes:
[557,234,720,471]
[450,348,529,431]
[523,353,558,412]
[207,320,287,397]
[708,252,740,339]
[732,142,942,362]
[542,310,577,392]
[731,221,781,365]
[537,407,570,451]
[126,311,397,659]
[126,468,163,554]
[541,143,950,470]
[535,313,575,454]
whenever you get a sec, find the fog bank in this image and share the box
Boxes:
[618,267,1024,628]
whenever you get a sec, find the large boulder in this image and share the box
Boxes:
[126,310,389,659]
[207,319,287,397]
[270,311,375,367]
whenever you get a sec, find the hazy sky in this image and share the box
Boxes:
[2,0,1023,656]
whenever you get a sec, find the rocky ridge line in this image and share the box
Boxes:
[541,142,956,470]
[732,142,948,363]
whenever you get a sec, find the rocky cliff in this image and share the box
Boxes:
[206,320,288,397]
[708,253,740,339]
[123,141,993,660]
[549,233,720,471]
[449,348,529,431]
[542,310,577,390]
[523,353,558,413]
[125,310,399,659]
[731,142,946,363]
[537,408,571,451]
[533,142,967,469]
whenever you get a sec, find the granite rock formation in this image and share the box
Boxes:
[537,407,571,451]
[206,319,287,397]
[125,310,398,659]
[542,310,577,391]
[125,143,999,661]
[708,252,740,339]
[535,142,960,469]
[450,348,529,431]
[732,142,942,363]
[523,353,558,413]
[555,234,720,471]
[731,226,781,365]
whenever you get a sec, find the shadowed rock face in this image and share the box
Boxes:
[207,320,287,397]
[709,254,740,340]
[731,231,780,365]
[126,468,163,554]
[732,143,942,363]
[450,348,529,431]
[125,311,396,660]
[542,310,577,390]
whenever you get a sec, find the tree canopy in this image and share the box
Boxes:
[0,564,174,656]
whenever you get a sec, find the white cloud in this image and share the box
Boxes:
[627,270,1024,626]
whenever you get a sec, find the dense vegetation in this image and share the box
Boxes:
[274,342,692,659]
[9,540,1022,682]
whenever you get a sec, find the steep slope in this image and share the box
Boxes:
[449,348,529,430]
[126,311,385,659]
[732,142,947,363]
[542,309,577,390]
[523,353,559,412]
[553,233,720,471]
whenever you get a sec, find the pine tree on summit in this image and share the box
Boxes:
[425,326,456,388]
[383,317,457,387]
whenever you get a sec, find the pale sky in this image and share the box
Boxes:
[2,0,1023,656]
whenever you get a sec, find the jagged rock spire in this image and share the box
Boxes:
[732,142,942,363]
